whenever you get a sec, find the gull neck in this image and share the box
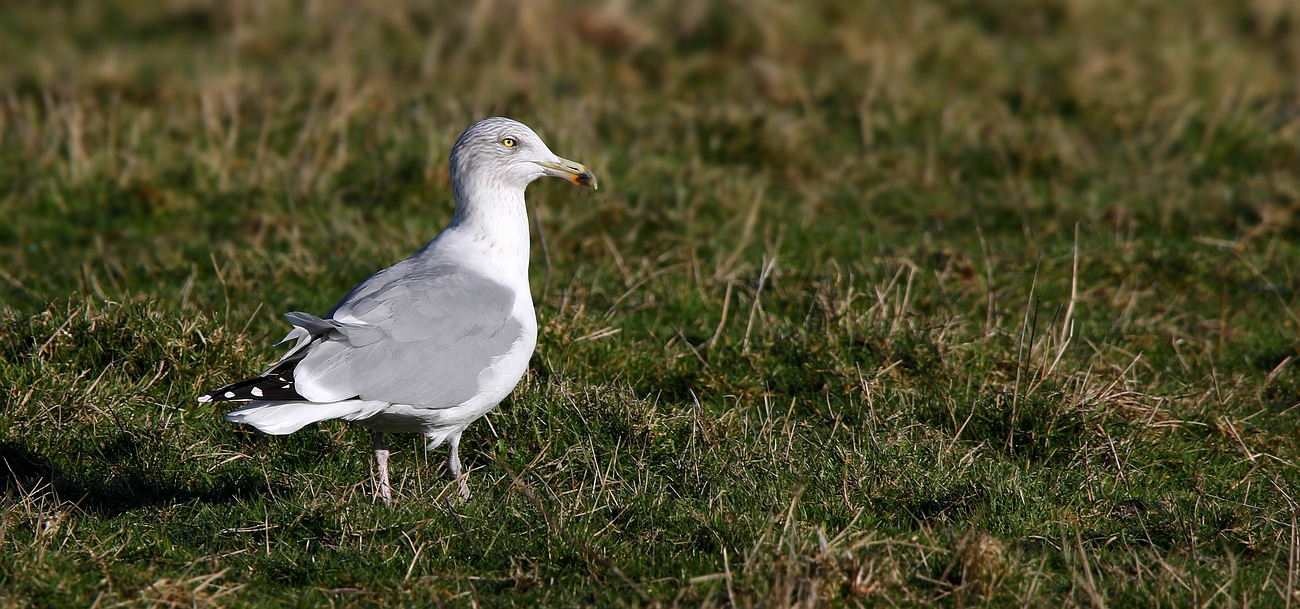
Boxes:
[442,180,532,278]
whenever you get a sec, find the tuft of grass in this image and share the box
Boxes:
[2,0,1300,606]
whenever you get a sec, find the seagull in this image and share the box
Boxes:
[198,117,597,504]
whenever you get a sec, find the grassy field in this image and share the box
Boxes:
[2,0,1299,606]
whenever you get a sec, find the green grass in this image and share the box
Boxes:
[2,0,1299,606]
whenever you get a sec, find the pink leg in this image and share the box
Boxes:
[373,431,392,505]
[448,432,471,500]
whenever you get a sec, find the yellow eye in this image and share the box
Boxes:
[501,137,516,148]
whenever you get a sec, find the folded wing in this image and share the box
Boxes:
[294,259,524,408]
[201,258,524,411]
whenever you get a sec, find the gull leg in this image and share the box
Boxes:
[373,431,392,506]
[448,432,471,500]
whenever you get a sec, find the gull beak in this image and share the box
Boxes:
[536,157,598,190]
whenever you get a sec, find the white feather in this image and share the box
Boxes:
[224,400,390,435]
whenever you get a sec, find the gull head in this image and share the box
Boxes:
[449,117,597,197]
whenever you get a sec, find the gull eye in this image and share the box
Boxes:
[501,137,517,148]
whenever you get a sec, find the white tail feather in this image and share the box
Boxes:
[225,400,379,435]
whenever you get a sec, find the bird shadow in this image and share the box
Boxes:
[0,441,268,516]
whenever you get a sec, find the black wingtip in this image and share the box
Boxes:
[199,370,306,403]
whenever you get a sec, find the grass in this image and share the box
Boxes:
[1,0,1299,606]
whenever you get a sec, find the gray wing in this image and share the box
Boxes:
[288,258,525,408]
